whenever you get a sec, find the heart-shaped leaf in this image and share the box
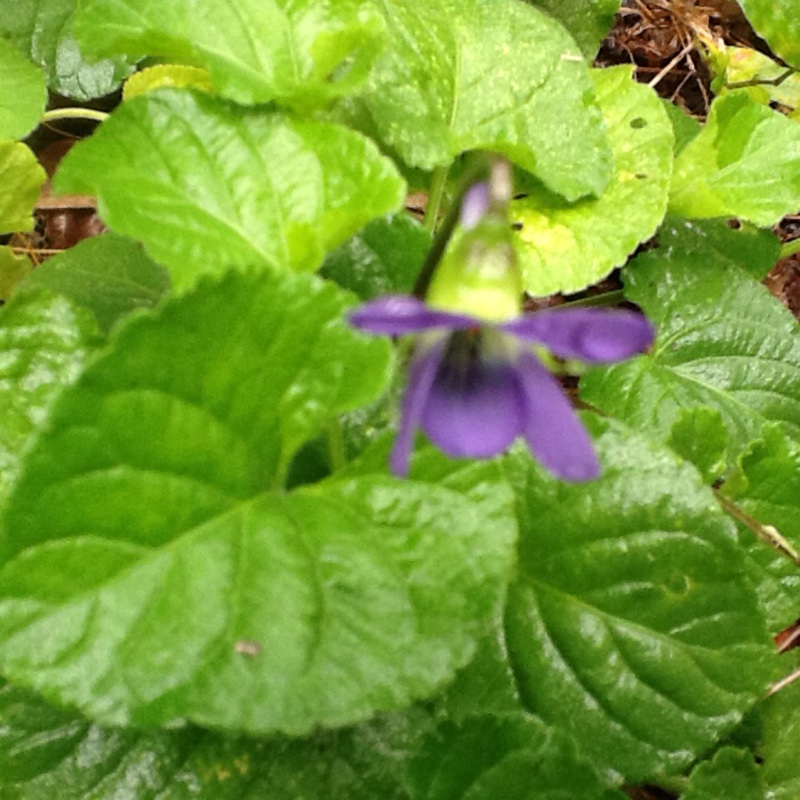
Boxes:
[511,66,672,296]
[0,271,516,734]
[74,0,385,107]
[346,0,611,201]
[504,420,774,782]
[54,90,406,292]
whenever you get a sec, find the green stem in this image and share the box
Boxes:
[726,66,796,90]
[41,107,109,124]
[714,489,800,566]
[780,238,800,260]
[326,418,347,473]
[424,165,449,232]
[558,289,626,309]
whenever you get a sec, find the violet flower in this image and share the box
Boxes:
[349,298,653,480]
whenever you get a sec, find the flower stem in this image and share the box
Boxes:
[326,417,347,473]
[41,108,109,124]
[714,490,800,567]
[424,166,449,232]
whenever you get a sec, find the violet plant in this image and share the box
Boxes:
[1,1,800,798]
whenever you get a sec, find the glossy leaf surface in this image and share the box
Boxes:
[0,291,95,506]
[504,421,774,781]
[0,271,516,734]
[54,90,406,291]
[511,66,672,296]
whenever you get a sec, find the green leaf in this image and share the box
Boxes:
[525,0,621,58]
[0,247,33,301]
[670,93,800,226]
[0,39,46,139]
[408,713,625,800]
[581,219,800,464]
[511,66,672,296]
[348,0,611,201]
[684,747,765,800]
[504,420,774,782]
[667,407,730,484]
[122,64,215,100]
[761,680,800,799]
[18,233,170,334]
[54,90,406,292]
[0,678,427,798]
[0,141,46,235]
[736,0,800,69]
[722,425,800,628]
[74,0,385,107]
[0,291,95,508]
[321,213,430,299]
[0,0,135,100]
[0,271,517,733]
[661,99,701,155]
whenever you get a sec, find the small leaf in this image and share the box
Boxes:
[684,747,764,800]
[0,0,135,101]
[504,420,774,782]
[0,247,33,301]
[408,713,625,800]
[736,0,800,69]
[716,46,800,110]
[0,39,47,140]
[670,93,800,226]
[347,0,611,200]
[526,0,621,58]
[0,271,516,733]
[661,99,701,155]
[74,0,385,107]
[321,213,430,299]
[581,219,800,464]
[19,233,170,334]
[54,90,406,292]
[123,64,215,100]
[511,66,672,296]
[0,141,46,235]
[667,407,730,484]
[0,291,95,507]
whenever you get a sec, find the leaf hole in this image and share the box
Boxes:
[630,117,647,129]
[635,173,648,180]
[512,221,524,231]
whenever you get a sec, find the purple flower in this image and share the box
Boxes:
[349,296,653,480]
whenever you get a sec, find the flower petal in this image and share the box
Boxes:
[517,352,600,481]
[501,308,654,363]
[390,339,446,476]
[421,343,525,459]
[349,295,477,336]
